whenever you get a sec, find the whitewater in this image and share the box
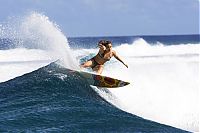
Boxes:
[0,13,199,132]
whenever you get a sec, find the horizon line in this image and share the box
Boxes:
[68,33,200,38]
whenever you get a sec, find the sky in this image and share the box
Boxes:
[0,0,199,37]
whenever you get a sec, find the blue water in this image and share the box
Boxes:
[0,13,199,132]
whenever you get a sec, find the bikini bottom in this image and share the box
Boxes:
[91,58,102,69]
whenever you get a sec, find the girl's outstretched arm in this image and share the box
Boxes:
[113,51,128,68]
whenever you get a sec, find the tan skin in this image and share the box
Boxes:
[80,43,128,74]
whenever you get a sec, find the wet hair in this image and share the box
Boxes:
[98,40,112,48]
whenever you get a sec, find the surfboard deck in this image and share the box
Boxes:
[77,70,130,88]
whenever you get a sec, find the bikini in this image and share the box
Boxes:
[91,51,111,69]
[98,52,111,61]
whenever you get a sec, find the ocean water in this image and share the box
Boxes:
[0,12,199,132]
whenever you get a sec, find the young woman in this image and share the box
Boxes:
[80,40,128,74]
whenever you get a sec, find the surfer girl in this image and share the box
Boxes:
[80,40,128,74]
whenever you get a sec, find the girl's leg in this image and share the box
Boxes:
[80,60,93,68]
[93,65,104,74]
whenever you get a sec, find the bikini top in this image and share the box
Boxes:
[98,51,111,61]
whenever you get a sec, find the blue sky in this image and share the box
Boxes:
[0,0,199,37]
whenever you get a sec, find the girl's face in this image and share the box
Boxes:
[106,43,112,51]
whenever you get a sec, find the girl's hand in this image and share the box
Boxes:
[99,44,106,50]
[124,63,128,68]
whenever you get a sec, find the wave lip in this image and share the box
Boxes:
[0,12,81,82]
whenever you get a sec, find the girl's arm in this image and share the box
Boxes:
[113,51,128,68]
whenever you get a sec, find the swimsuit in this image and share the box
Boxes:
[91,58,101,69]
[91,51,111,69]
[98,52,111,61]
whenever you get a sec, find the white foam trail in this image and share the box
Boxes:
[110,44,199,132]
[0,12,79,68]
[75,40,199,132]
[17,12,79,69]
[105,61,198,132]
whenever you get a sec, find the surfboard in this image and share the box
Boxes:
[77,70,130,88]
[53,60,129,88]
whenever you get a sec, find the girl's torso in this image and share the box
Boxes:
[94,50,113,65]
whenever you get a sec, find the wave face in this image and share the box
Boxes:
[0,62,189,132]
[0,12,199,132]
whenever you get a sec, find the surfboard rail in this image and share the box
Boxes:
[78,71,130,88]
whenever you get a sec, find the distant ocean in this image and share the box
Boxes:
[0,13,199,132]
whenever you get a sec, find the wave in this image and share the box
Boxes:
[114,38,199,57]
[0,62,189,132]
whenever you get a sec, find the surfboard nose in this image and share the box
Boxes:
[118,81,130,87]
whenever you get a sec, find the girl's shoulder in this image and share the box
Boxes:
[112,50,116,54]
